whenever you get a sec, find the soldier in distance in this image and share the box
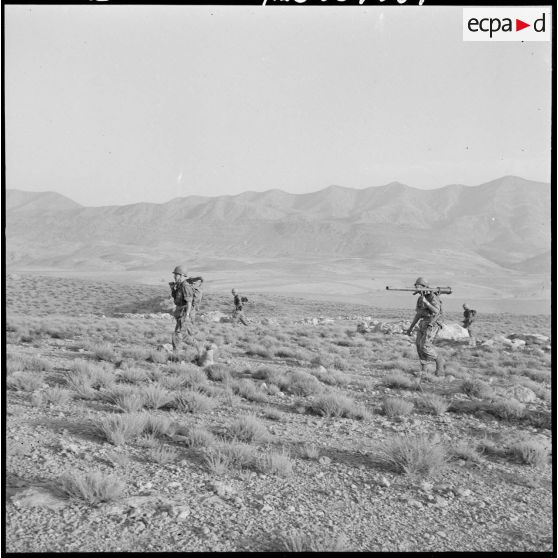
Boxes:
[169,265,195,352]
[231,288,249,326]
[405,277,445,377]
[462,303,478,348]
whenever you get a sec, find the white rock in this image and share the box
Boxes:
[437,323,470,341]
[503,385,537,403]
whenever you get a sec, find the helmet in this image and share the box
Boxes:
[231,288,237,294]
[414,277,429,287]
[172,265,187,276]
[463,303,469,309]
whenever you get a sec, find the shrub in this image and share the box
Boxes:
[34,387,72,406]
[117,368,148,384]
[143,414,176,438]
[450,441,483,463]
[461,379,494,400]
[204,448,232,476]
[7,372,44,392]
[383,372,417,390]
[205,363,231,382]
[169,364,208,389]
[141,385,174,410]
[173,390,217,414]
[300,444,320,460]
[220,441,258,470]
[111,390,146,413]
[419,393,450,415]
[509,439,549,468]
[383,397,414,417]
[179,425,217,449]
[308,392,368,420]
[149,444,179,464]
[96,413,147,445]
[59,471,124,505]
[229,415,270,443]
[310,368,349,387]
[332,357,349,371]
[90,342,121,364]
[283,370,323,397]
[263,407,282,421]
[147,349,169,364]
[489,398,525,420]
[260,448,293,476]
[373,435,448,477]
[231,379,267,403]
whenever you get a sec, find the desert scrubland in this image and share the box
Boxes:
[4,273,553,552]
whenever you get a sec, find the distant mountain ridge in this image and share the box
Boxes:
[5,176,551,275]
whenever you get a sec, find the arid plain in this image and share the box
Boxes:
[5,272,553,552]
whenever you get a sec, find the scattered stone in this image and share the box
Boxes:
[378,477,391,488]
[437,323,470,341]
[318,456,331,465]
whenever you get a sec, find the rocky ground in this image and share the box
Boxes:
[4,276,554,552]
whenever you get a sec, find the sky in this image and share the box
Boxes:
[5,4,552,206]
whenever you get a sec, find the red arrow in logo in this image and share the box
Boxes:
[516,19,530,31]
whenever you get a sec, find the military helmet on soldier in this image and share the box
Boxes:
[463,303,469,310]
[173,265,187,276]
[231,288,237,294]
[414,277,429,287]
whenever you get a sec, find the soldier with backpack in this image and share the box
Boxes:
[169,265,195,352]
[231,288,249,326]
[185,274,204,323]
[462,303,477,347]
[405,277,445,376]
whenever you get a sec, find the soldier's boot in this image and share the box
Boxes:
[435,357,445,376]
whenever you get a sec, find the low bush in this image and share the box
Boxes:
[263,407,282,421]
[32,387,72,406]
[7,372,44,392]
[383,371,417,390]
[231,379,267,403]
[149,444,179,464]
[383,397,414,417]
[59,471,124,505]
[283,370,323,397]
[179,425,217,449]
[259,448,293,476]
[141,385,174,410]
[373,435,448,477]
[450,440,483,463]
[143,414,176,438]
[419,393,450,415]
[299,444,320,460]
[172,390,217,414]
[461,379,494,400]
[509,439,549,468]
[308,391,368,420]
[489,397,525,420]
[205,363,231,382]
[117,368,149,384]
[229,415,270,443]
[96,413,147,445]
[246,344,272,359]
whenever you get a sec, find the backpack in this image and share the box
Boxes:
[241,296,248,303]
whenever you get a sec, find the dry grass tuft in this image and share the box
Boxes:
[229,414,270,443]
[307,391,368,420]
[59,471,124,504]
[382,396,414,417]
[373,435,448,477]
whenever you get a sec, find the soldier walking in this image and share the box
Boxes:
[186,274,204,323]
[462,303,477,347]
[231,288,249,326]
[169,265,195,352]
[406,277,445,376]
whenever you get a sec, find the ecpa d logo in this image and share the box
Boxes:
[463,8,551,42]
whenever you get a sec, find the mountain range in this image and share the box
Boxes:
[6,176,550,273]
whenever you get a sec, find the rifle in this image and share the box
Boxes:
[385,286,452,295]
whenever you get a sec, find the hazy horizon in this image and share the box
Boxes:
[5,5,552,206]
[6,173,548,208]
